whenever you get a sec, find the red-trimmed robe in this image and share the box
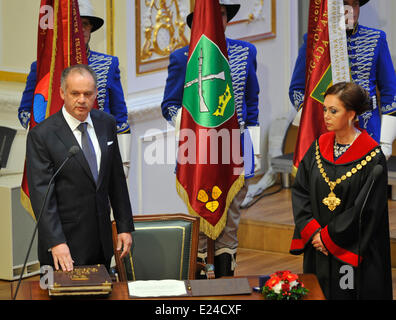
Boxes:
[290,130,392,300]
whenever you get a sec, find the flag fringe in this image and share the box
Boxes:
[46,0,59,119]
[176,174,245,240]
[292,165,298,178]
[20,188,36,222]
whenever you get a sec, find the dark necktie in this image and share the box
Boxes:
[77,122,98,182]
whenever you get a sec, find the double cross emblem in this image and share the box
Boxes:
[184,48,226,113]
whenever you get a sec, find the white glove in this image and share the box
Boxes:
[117,133,132,178]
[174,108,182,141]
[292,108,302,127]
[247,126,261,156]
[380,115,396,160]
[240,168,277,208]
[380,142,392,160]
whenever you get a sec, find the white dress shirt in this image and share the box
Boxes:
[62,107,101,171]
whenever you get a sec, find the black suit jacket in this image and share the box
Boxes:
[26,108,134,266]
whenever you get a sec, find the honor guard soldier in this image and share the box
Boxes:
[289,0,396,159]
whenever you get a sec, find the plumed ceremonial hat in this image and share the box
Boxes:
[79,0,104,33]
[186,0,240,29]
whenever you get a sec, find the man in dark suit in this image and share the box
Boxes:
[26,64,134,272]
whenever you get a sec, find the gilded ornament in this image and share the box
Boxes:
[322,191,341,212]
[140,0,189,61]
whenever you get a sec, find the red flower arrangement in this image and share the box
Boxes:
[262,271,308,300]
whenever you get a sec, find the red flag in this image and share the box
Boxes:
[176,0,244,239]
[293,0,330,172]
[21,0,87,217]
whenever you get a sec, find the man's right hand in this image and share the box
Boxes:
[51,243,74,272]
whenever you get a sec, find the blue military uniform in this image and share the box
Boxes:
[18,49,130,134]
[161,38,260,178]
[289,25,396,143]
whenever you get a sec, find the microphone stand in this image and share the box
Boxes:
[0,136,7,173]
[12,150,77,300]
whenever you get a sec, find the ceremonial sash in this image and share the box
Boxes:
[293,0,349,172]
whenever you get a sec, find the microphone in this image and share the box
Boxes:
[67,145,80,157]
[12,146,79,300]
[356,164,383,300]
[372,164,384,180]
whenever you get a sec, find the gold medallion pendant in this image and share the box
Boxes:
[322,191,341,212]
[322,181,341,211]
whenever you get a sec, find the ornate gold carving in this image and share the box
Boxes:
[140,0,189,61]
[249,0,265,23]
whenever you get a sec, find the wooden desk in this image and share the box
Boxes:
[11,274,325,300]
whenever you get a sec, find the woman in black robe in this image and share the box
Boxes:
[290,82,393,300]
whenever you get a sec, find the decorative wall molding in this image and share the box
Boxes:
[127,92,164,123]
[0,89,164,125]
[135,0,192,75]
[0,92,22,114]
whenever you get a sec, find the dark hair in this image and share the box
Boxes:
[60,64,97,90]
[324,82,370,116]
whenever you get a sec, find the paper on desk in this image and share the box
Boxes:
[128,280,187,298]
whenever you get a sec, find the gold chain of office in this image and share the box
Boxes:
[315,141,381,211]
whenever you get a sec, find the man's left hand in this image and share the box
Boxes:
[117,232,132,259]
